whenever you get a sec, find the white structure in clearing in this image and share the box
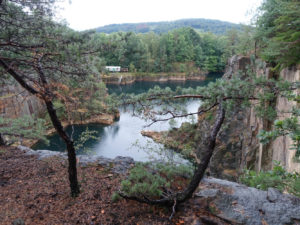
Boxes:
[105,66,121,72]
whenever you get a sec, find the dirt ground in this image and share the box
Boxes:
[0,146,229,225]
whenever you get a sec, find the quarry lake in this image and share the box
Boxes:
[32,74,221,161]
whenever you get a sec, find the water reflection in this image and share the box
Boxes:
[32,74,222,161]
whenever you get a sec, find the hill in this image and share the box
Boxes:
[94,18,241,35]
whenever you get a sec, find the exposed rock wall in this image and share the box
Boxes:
[102,72,206,85]
[211,56,300,178]
[242,60,300,172]
[266,66,300,172]
[0,84,44,119]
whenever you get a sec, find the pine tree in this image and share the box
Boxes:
[0,0,99,197]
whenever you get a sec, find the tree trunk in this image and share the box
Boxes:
[0,134,5,145]
[120,104,226,206]
[0,59,80,197]
[177,105,225,203]
[36,59,80,197]
[44,99,80,197]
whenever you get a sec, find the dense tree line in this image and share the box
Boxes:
[255,0,300,69]
[95,28,230,73]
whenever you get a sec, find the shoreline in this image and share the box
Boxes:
[22,112,120,148]
[102,72,209,85]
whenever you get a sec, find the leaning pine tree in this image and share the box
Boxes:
[0,0,99,196]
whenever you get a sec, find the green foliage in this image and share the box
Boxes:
[240,161,300,197]
[120,163,167,198]
[0,116,48,144]
[259,108,300,158]
[0,0,112,124]
[0,149,7,154]
[53,100,67,120]
[111,192,121,202]
[120,162,193,199]
[258,88,300,159]
[168,119,177,129]
[95,28,229,73]
[73,128,99,154]
[255,0,300,68]
[129,63,136,72]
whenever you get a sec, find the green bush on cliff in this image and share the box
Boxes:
[240,161,300,197]
[259,106,300,159]
[0,116,48,145]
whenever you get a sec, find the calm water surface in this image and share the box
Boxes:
[33,74,222,161]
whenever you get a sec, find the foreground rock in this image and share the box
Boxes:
[181,177,300,225]
[17,146,134,174]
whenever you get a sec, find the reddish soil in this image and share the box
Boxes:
[0,146,229,225]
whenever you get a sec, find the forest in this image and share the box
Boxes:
[96,28,229,73]
[0,0,300,224]
[94,25,255,74]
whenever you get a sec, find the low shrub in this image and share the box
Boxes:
[240,161,300,197]
[119,162,194,199]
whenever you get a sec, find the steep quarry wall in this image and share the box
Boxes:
[210,56,299,179]
[261,66,300,172]
[0,84,44,119]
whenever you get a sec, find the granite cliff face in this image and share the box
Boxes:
[208,56,300,179]
[268,67,300,172]
[0,84,44,119]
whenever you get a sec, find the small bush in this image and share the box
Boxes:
[111,192,121,202]
[240,161,300,197]
[118,162,193,199]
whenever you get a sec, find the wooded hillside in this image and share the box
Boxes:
[94,18,241,35]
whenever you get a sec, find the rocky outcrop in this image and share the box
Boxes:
[141,130,163,142]
[181,177,300,225]
[142,56,300,179]
[208,56,300,178]
[270,67,300,172]
[0,84,44,119]
[102,72,206,85]
[79,112,120,125]
[17,145,134,174]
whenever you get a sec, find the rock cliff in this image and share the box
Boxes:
[0,84,44,119]
[141,57,299,179]
[209,55,300,179]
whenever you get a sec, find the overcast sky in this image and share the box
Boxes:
[57,0,263,31]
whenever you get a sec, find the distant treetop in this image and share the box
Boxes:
[93,18,241,35]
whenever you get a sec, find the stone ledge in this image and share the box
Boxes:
[17,145,134,174]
